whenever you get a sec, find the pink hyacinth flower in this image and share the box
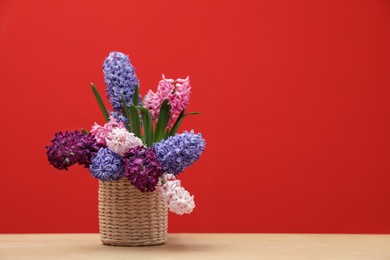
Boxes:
[143,74,191,128]
[90,116,125,146]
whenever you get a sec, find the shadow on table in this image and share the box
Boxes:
[78,236,217,254]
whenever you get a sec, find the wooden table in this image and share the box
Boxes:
[1,233,389,259]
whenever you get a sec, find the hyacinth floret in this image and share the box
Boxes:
[106,128,144,156]
[153,130,206,175]
[46,131,101,170]
[109,111,129,124]
[123,146,163,192]
[143,74,191,128]
[89,148,124,181]
[103,51,139,111]
[90,116,125,146]
[157,173,195,215]
[167,185,195,215]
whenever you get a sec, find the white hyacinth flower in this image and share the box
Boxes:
[106,128,144,156]
[157,173,195,215]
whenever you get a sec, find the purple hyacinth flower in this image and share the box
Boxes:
[89,148,125,181]
[123,146,162,192]
[46,131,101,170]
[103,51,139,111]
[153,130,206,175]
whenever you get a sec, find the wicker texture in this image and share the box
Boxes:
[98,178,168,246]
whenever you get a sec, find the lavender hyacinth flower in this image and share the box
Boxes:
[46,131,101,170]
[153,130,206,175]
[103,51,139,111]
[110,111,129,124]
[89,148,125,181]
[123,146,162,192]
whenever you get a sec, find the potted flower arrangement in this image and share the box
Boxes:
[45,51,206,246]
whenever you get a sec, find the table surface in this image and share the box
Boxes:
[1,233,390,260]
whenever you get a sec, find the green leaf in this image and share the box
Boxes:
[121,95,131,131]
[91,83,109,122]
[169,110,185,136]
[130,104,141,138]
[148,112,154,146]
[186,111,201,115]
[169,111,201,136]
[133,84,139,106]
[81,128,89,134]
[141,94,147,106]
[139,107,153,147]
[163,128,170,139]
[154,99,171,142]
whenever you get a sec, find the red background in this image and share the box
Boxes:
[1,0,390,234]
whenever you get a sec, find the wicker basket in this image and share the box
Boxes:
[98,178,168,246]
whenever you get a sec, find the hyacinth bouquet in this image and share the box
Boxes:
[46,51,206,246]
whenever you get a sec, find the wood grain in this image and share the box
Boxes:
[1,233,390,259]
